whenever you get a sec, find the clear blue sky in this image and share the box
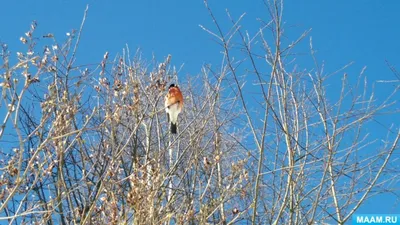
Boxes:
[2,0,400,218]
[3,0,399,76]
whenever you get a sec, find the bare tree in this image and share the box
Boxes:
[200,0,400,224]
[0,1,399,225]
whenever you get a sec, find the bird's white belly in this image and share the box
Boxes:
[167,103,181,123]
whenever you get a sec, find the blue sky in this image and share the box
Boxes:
[2,1,400,80]
[3,0,398,74]
[1,0,400,219]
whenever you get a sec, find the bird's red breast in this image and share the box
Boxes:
[165,85,183,110]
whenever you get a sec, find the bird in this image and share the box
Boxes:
[165,83,183,134]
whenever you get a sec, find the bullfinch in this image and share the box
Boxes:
[165,84,183,134]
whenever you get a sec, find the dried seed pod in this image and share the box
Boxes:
[20,37,27,44]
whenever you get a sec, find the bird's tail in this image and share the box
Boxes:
[170,122,177,134]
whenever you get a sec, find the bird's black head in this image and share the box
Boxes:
[169,83,176,89]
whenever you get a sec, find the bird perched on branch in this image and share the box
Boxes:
[165,84,183,134]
